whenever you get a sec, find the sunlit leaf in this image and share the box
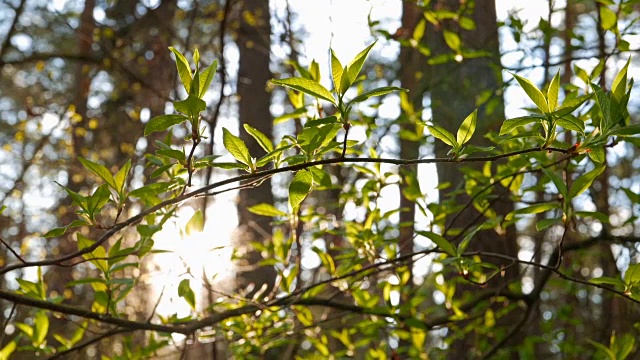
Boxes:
[223,128,252,166]
[248,203,287,217]
[499,115,543,135]
[271,77,337,105]
[417,231,456,257]
[289,170,313,211]
[178,279,196,310]
[79,157,116,190]
[169,46,192,92]
[456,109,477,145]
[569,165,605,199]
[511,73,548,113]
[244,124,274,153]
[427,125,458,148]
[547,71,560,111]
[185,210,203,236]
[144,114,189,136]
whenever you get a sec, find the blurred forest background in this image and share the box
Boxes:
[1,0,640,358]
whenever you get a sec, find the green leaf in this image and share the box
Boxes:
[309,60,320,82]
[573,211,610,223]
[77,233,108,273]
[114,159,131,195]
[427,125,458,148]
[304,116,338,128]
[511,73,548,113]
[43,219,88,238]
[599,6,617,31]
[289,170,313,211]
[349,86,408,105]
[554,93,592,117]
[505,203,560,220]
[456,109,477,145]
[178,279,196,310]
[271,77,337,105]
[173,95,207,119]
[609,124,640,137]
[591,83,611,130]
[590,276,624,287]
[345,41,377,89]
[417,231,456,257]
[557,115,585,134]
[169,46,192,92]
[542,168,567,198]
[185,210,203,236]
[624,263,640,285]
[536,217,562,231]
[443,30,461,52]
[499,115,543,135]
[248,203,287,217]
[33,312,49,347]
[145,114,189,136]
[588,146,606,163]
[87,184,111,219]
[156,148,186,164]
[222,128,252,166]
[0,341,17,359]
[243,124,274,153]
[330,49,344,94]
[79,157,116,190]
[547,71,561,111]
[569,165,605,199]
[198,60,218,98]
[612,57,630,104]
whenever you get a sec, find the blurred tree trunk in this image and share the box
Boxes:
[44,0,97,349]
[426,0,518,357]
[233,0,276,299]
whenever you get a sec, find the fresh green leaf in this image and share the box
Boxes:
[557,115,585,133]
[417,231,456,257]
[536,217,562,231]
[271,77,337,105]
[505,203,560,220]
[609,124,640,137]
[599,6,617,30]
[243,124,274,153]
[443,30,461,52]
[145,114,189,136]
[349,86,408,105]
[547,71,560,111]
[248,203,287,217]
[427,125,458,148]
[173,95,207,119]
[169,46,192,92]
[114,159,131,195]
[345,42,377,89]
[223,128,252,166]
[185,210,203,236]
[569,165,605,199]
[178,279,196,310]
[588,146,606,163]
[511,73,548,113]
[554,93,592,117]
[612,57,630,104]
[499,115,543,135]
[624,263,640,285]
[330,49,344,93]
[542,168,568,198]
[457,109,477,145]
[33,312,49,346]
[198,60,218,98]
[304,116,338,128]
[591,83,611,130]
[289,170,313,210]
[79,157,116,190]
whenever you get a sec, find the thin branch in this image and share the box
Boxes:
[0,236,25,263]
[0,146,574,275]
